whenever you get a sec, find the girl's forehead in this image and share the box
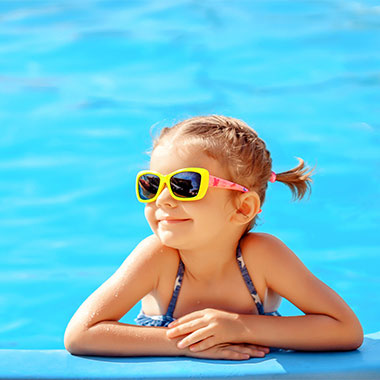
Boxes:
[150,143,226,177]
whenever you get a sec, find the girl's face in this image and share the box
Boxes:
[144,142,238,250]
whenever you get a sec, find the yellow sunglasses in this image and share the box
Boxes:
[136,167,249,203]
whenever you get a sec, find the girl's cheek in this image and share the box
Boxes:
[144,205,157,229]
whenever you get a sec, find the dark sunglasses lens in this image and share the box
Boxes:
[170,172,202,198]
[138,174,160,200]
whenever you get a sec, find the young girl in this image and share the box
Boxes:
[64,115,363,360]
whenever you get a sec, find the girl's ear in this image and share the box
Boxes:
[230,191,261,225]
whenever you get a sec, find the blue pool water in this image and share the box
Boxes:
[0,1,379,349]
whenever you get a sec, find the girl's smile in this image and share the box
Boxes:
[158,218,192,225]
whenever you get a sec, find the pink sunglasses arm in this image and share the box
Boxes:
[209,175,249,192]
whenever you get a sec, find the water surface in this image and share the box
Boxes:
[0,1,379,348]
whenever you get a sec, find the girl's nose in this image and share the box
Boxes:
[156,184,176,208]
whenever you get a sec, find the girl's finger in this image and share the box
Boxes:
[167,318,206,339]
[243,344,270,354]
[168,310,204,328]
[189,336,216,352]
[220,348,250,361]
[177,326,211,349]
[229,345,267,358]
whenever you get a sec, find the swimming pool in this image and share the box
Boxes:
[0,1,379,349]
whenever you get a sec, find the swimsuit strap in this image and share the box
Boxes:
[165,259,185,317]
[236,243,265,315]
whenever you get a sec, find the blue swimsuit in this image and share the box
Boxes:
[135,243,281,327]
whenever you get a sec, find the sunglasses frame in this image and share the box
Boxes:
[136,167,248,203]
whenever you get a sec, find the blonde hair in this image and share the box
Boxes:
[152,115,313,231]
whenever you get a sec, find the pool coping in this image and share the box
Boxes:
[0,332,379,380]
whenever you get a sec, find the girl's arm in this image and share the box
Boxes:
[237,233,364,351]
[167,233,363,352]
[66,320,268,360]
[64,235,181,356]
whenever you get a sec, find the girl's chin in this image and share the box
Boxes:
[154,230,189,249]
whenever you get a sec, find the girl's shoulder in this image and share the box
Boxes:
[117,235,179,285]
[240,231,285,251]
[240,232,307,291]
[239,232,291,267]
[129,234,179,266]
[238,233,286,310]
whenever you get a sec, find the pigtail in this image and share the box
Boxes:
[275,158,314,200]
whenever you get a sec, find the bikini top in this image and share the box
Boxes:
[135,243,280,327]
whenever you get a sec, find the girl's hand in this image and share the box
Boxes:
[167,308,269,354]
[183,342,269,361]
